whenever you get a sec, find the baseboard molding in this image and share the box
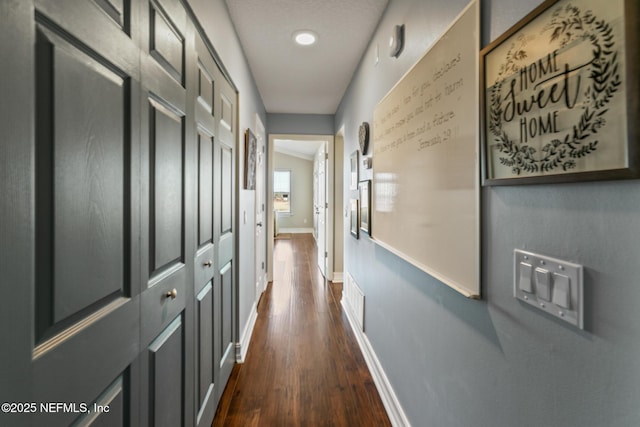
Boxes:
[236,302,258,363]
[278,227,313,234]
[332,272,344,283]
[341,295,411,427]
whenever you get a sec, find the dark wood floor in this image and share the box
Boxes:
[212,233,391,426]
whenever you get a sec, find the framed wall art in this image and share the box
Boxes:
[481,0,639,185]
[349,198,359,238]
[244,128,257,189]
[350,150,359,190]
[359,180,371,235]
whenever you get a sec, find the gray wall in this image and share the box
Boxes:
[188,0,267,347]
[273,152,314,230]
[268,113,334,135]
[336,0,640,426]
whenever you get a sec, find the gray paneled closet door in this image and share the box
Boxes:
[138,0,195,425]
[213,51,238,408]
[193,32,218,427]
[192,28,238,419]
[0,0,238,425]
[30,0,142,425]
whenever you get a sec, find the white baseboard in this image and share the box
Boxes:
[236,302,258,363]
[332,272,344,283]
[341,284,410,427]
[278,227,313,234]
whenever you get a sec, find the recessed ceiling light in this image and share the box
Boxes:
[293,30,317,46]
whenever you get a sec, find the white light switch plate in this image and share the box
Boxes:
[514,249,584,329]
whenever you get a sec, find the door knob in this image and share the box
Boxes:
[166,288,177,300]
[257,222,263,227]
[203,260,212,267]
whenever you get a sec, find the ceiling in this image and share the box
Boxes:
[225,0,389,114]
[274,139,324,160]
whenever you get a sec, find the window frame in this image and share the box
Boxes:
[273,169,292,215]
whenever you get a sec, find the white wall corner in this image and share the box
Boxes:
[236,302,259,363]
[258,272,268,295]
[332,272,344,283]
[341,274,411,427]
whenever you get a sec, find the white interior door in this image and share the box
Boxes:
[255,115,266,297]
[316,143,327,278]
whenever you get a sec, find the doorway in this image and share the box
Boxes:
[267,134,335,283]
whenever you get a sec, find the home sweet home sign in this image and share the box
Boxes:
[482,0,638,184]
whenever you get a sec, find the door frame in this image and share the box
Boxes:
[267,134,335,283]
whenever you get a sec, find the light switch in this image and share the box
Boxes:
[518,262,533,293]
[552,273,571,309]
[514,250,584,329]
[535,268,551,301]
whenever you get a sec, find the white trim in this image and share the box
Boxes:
[278,227,313,234]
[236,302,258,363]
[332,272,344,283]
[341,287,411,427]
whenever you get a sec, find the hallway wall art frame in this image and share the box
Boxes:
[245,128,257,189]
[481,0,640,185]
[350,198,359,239]
[350,150,359,190]
[359,180,371,235]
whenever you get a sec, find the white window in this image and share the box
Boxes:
[274,170,291,213]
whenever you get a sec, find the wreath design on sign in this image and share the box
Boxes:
[488,4,621,175]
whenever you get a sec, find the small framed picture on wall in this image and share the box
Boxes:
[359,180,371,235]
[244,129,257,189]
[350,150,359,190]
[349,198,359,238]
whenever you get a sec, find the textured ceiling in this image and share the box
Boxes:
[275,138,324,160]
[225,0,389,114]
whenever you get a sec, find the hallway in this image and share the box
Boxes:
[213,234,391,426]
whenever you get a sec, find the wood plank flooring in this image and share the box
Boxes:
[213,233,391,426]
